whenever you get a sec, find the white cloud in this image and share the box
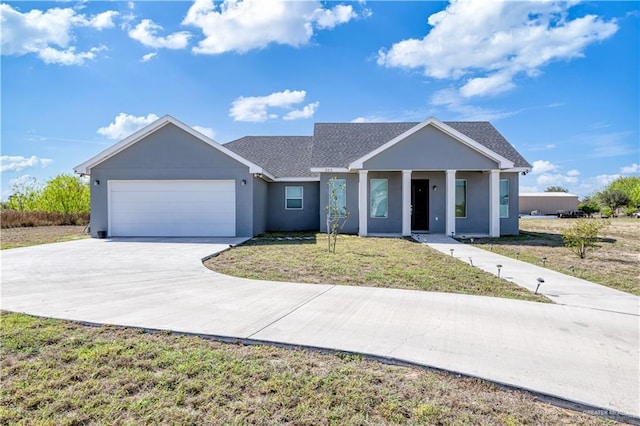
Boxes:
[97,113,159,139]
[230,90,318,122]
[567,169,580,177]
[620,163,639,174]
[182,0,360,54]
[283,102,320,121]
[1,155,53,172]
[141,52,157,62]
[351,116,389,123]
[312,4,356,29]
[0,3,117,65]
[192,125,215,139]
[531,160,560,175]
[535,173,578,187]
[377,0,618,98]
[128,19,191,49]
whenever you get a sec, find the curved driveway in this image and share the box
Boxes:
[1,238,638,419]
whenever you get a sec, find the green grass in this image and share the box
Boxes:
[467,219,640,296]
[206,233,549,303]
[0,312,612,425]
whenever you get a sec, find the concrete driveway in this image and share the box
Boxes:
[1,238,638,419]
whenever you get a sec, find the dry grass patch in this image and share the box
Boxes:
[0,312,616,425]
[470,218,639,295]
[0,225,88,250]
[206,233,548,303]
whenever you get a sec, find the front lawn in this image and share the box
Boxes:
[468,218,639,296]
[206,233,548,303]
[0,312,610,425]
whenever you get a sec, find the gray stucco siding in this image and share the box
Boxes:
[267,182,320,232]
[253,177,268,236]
[363,125,499,171]
[454,172,490,235]
[89,123,255,237]
[367,172,402,234]
[319,173,359,234]
[500,172,520,235]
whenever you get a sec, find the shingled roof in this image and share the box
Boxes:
[225,136,316,178]
[224,121,530,179]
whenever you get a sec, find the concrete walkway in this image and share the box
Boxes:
[414,234,639,316]
[1,238,638,419]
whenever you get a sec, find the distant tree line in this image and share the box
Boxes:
[3,174,90,214]
[576,176,640,217]
[1,174,90,228]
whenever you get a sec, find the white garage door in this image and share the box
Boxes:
[109,180,236,237]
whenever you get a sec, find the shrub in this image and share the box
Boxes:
[562,219,610,259]
[600,206,613,218]
[0,211,90,229]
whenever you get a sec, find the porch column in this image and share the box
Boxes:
[489,170,501,237]
[402,170,412,236]
[358,170,368,237]
[445,169,456,237]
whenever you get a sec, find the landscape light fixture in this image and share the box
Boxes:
[469,257,473,266]
[515,252,520,259]
[497,264,502,278]
[535,278,545,294]
[450,231,455,238]
[450,248,454,257]
[542,256,547,267]
[568,265,575,274]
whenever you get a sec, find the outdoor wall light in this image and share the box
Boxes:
[535,277,545,294]
[432,185,437,191]
[94,179,100,186]
[241,179,247,186]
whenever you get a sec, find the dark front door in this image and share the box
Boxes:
[411,180,429,231]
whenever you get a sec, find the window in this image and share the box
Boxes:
[285,186,303,210]
[500,179,509,218]
[370,179,388,218]
[455,179,466,218]
[328,179,346,217]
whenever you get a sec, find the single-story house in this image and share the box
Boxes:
[74,115,531,238]
[519,192,579,215]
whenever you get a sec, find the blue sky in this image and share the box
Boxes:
[1,0,638,199]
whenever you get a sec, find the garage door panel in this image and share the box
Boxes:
[109,180,236,237]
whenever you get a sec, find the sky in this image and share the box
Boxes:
[1,0,638,200]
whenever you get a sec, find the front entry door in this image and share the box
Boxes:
[411,180,429,231]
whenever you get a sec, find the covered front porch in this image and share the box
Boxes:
[356,169,504,238]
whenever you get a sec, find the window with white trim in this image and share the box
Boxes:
[455,179,467,218]
[285,186,303,210]
[328,179,347,217]
[370,179,388,218]
[500,179,509,218]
